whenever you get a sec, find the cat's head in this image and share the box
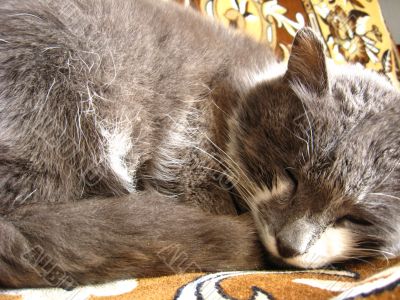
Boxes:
[228,27,400,268]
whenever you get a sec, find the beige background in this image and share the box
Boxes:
[380,0,400,43]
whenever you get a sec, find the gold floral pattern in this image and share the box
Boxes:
[178,0,400,89]
[199,0,306,58]
[308,0,399,87]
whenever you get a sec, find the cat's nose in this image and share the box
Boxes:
[275,218,317,258]
[276,236,300,258]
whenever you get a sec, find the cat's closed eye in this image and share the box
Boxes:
[284,168,298,189]
[335,214,373,226]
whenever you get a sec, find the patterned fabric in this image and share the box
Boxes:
[180,0,400,89]
[0,259,399,300]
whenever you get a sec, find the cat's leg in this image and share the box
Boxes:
[0,192,264,289]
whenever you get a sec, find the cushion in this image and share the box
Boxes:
[185,0,400,89]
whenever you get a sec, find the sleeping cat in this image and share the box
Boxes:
[0,0,399,288]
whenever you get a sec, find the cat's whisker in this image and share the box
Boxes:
[340,256,376,266]
[198,166,242,187]
[207,97,230,118]
[223,166,254,195]
[354,247,395,257]
[192,146,238,177]
[296,104,313,159]
[370,192,400,201]
[190,145,258,200]
[203,134,241,171]
[197,133,258,189]
[163,109,258,202]
[238,190,268,219]
[283,125,309,150]
[232,182,259,209]
[215,127,262,196]
[374,168,397,190]
[344,247,392,266]
[202,134,259,195]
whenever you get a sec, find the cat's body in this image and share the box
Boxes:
[0,0,399,289]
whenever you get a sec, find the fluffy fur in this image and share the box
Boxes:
[228,29,400,268]
[0,0,399,289]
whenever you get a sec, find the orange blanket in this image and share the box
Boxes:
[0,259,399,300]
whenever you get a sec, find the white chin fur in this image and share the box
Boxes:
[285,227,354,268]
[261,225,354,269]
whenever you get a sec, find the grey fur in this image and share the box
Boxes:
[228,28,400,266]
[0,0,399,288]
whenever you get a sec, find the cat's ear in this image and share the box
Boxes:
[286,27,329,95]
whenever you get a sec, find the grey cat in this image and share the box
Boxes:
[0,0,399,289]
